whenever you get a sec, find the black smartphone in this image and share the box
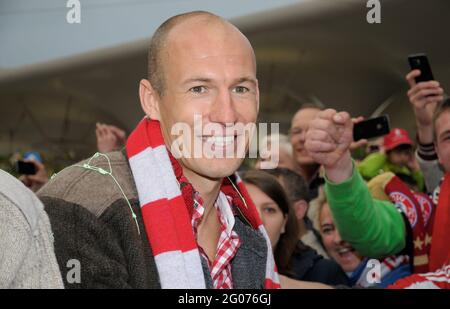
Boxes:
[408,53,434,83]
[353,115,390,141]
[16,160,37,175]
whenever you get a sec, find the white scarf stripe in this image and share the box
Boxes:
[129,147,180,205]
[129,145,205,288]
[258,225,281,285]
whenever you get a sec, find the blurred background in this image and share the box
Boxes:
[1,0,449,171]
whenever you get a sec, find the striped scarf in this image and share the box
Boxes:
[126,118,280,289]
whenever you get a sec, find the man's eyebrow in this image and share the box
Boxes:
[181,76,257,86]
[439,129,450,139]
[235,76,257,86]
[182,77,213,85]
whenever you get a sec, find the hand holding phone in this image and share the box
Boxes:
[16,160,37,175]
[406,54,443,145]
[17,159,49,192]
[353,115,390,141]
[408,53,434,83]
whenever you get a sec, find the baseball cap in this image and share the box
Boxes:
[383,128,413,151]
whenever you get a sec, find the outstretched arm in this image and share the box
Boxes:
[305,109,406,258]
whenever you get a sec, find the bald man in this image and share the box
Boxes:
[39,11,279,289]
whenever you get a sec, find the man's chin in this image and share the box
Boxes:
[196,158,243,179]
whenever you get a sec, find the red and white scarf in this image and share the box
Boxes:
[429,173,450,272]
[126,118,280,289]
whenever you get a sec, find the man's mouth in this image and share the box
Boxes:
[202,135,236,147]
[295,147,306,154]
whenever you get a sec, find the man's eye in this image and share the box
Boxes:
[190,86,206,93]
[233,86,249,93]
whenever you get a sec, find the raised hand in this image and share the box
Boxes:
[96,123,127,153]
[406,70,444,143]
[305,109,354,183]
[19,160,49,192]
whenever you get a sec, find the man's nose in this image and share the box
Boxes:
[209,88,239,125]
[299,130,307,143]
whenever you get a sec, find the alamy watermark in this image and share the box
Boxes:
[66,259,81,284]
[365,259,382,284]
[66,0,81,24]
[366,0,381,24]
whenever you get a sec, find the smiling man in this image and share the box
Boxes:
[38,11,279,289]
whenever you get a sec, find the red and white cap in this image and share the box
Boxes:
[384,128,413,151]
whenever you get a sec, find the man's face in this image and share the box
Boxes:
[387,145,413,167]
[155,20,259,180]
[290,108,321,166]
[435,110,450,172]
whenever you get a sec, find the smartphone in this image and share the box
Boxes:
[16,160,37,175]
[353,115,390,141]
[408,53,434,83]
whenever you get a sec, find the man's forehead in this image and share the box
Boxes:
[165,17,253,55]
[164,35,256,77]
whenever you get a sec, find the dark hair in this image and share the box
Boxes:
[433,98,450,142]
[147,11,223,96]
[264,167,310,203]
[240,170,300,276]
[386,143,413,154]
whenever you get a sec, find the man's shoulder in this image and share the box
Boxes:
[0,169,43,230]
[38,151,138,217]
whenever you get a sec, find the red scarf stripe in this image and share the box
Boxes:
[429,173,450,271]
[264,278,282,289]
[126,119,165,158]
[141,196,197,256]
[221,175,263,228]
[168,195,199,252]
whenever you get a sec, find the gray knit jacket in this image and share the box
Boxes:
[0,169,64,289]
[38,151,268,289]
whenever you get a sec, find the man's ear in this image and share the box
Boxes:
[256,79,260,113]
[293,200,308,221]
[139,79,161,120]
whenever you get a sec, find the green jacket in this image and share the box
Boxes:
[325,163,406,258]
[358,153,424,192]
